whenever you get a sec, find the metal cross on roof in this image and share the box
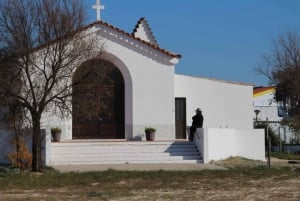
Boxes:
[92,0,105,21]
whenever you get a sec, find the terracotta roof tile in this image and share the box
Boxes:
[79,20,182,59]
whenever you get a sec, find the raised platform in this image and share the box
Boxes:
[49,141,202,165]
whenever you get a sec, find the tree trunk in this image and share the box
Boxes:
[12,116,20,152]
[31,112,43,172]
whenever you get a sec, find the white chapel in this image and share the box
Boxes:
[0,1,265,165]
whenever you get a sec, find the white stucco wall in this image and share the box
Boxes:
[194,128,265,163]
[39,23,256,141]
[98,26,177,140]
[40,113,72,140]
[253,106,280,122]
[133,21,157,45]
[175,74,253,129]
[40,23,178,140]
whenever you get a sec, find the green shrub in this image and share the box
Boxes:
[145,127,156,133]
[51,127,61,133]
[272,152,300,160]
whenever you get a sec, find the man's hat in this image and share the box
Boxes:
[195,108,201,112]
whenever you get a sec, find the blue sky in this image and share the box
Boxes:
[84,0,300,86]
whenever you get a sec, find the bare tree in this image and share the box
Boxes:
[0,0,98,171]
[256,32,300,136]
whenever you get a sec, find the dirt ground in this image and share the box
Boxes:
[1,177,300,201]
[1,158,300,201]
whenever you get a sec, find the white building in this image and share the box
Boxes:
[0,15,265,165]
[253,86,294,143]
[253,86,281,122]
[40,18,256,140]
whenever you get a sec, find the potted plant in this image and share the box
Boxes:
[145,127,156,141]
[51,127,62,142]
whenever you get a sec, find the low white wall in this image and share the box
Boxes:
[195,128,265,163]
[41,129,52,166]
[235,129,265,161]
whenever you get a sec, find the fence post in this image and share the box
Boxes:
[266,118,271,168]
[278,123,282,153]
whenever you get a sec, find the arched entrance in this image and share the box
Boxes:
[72,59,125,139]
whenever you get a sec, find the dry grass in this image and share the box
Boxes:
[211,156,300,169]
[210,156,266,169]
[1,158,300,201]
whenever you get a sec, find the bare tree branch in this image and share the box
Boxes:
[0,0,101,171]
[257,31,300,137]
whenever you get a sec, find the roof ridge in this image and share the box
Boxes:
[176,74,253,86]
[79,20,181,58]
[132,17,158,45]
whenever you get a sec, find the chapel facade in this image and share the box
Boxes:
[40,17,254,142]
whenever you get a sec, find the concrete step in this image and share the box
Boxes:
[50,141,202,165]
[51,160,203,165]
[51,147,198,153]
[51,141,197,148]
[52,155,202,162]
[52,152,201,157]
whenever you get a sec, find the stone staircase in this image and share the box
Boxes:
[49,141,202,165]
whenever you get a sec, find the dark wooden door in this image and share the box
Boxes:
[72,59,125,139]
[175,98,186,139]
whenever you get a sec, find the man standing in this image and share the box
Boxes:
[189,108,204,141]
